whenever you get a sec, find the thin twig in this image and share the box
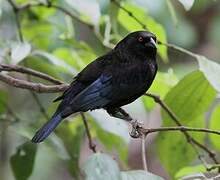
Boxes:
[111,0,147,30]
[80,113,96,153]
[141,135,148,171]
[159,42,198,59]
[139,126,220,136]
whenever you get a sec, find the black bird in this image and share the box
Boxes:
[32,31,157,143]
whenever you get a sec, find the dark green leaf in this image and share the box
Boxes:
[0,90,7,115]
[10,142,37,180]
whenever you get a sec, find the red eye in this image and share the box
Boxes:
[138,36,143,42]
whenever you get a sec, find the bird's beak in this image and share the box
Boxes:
[150,38,157,48]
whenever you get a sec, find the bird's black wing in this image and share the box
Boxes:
[65,61,152,113]
[53,54,110,112]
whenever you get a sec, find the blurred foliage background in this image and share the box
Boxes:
[1,0,220,179]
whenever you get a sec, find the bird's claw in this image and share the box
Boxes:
[129,120,143,138]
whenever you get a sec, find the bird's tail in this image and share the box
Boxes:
[31,113,63,143]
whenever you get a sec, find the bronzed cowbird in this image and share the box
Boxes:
[32,31,157,143]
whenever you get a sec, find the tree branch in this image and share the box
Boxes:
[138,126,220,136]
[0,73,68,93]
[80,113,97,153]
[141,135,148,171]
[0,64,63,84]
[145,93,219,166]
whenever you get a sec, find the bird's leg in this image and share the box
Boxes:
[106,107,142,138]
[106,107,133,121]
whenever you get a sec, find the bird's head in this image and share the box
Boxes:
[115,31,157,58]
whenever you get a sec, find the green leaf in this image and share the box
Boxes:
[23,56,61,80]
[162,71,216,123]
[0,90,7,114]
[31,50,77,75]
[55,117,84,178]
[157,115,205,177]
[10,142,37,180]
[22,21,52,50]
[83,153,121,180]
[143,70,178,110]
[209,103,220,152]
[175,164,210,179]
[166,0,178,27]
[65,0,101,26]
[118,3,168,62]
[91,119,128,164]
[178,0,195,11]
[11,42,31,64]
[197,55,220,92]
[83,153,164,180]
[89,110,129,143]
[53,48,81,70]
[121,170,164,180]
[157,71,216,176]
[0,7,2,20]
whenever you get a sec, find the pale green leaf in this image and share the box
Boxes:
[83,153,164,180]
[83,153,121,180]
[121,170,164,180]
[197,55,220,92]
[89,110,129,143]
[91,119,128,164]
[166,0,178,27]
[178,0,195,11]
[0,8,2,20]
[65,0,101,25]
[209,103,220,152]
[118,3,168,62]
[11,42,31,64]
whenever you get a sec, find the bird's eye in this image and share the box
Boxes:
[138,36,144,42]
